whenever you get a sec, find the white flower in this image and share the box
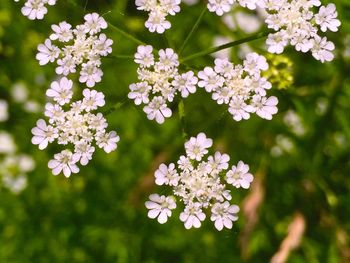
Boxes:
[143,96,172,124]
[208,151,230,173]
[46,77,73,105]
[146,133,252,230]
[74,141,95,166]
[185,133,213,161]
[96,131,120,153]
[226,161,254,189]
[48,149,80,177]
[84,13,107,34]
[180,203,206,229]
[264,0,340,62]
[82,89,105,111]
[36,13,112,87]
[172,71,198,98]
[155,163,179,186]
[137,0,180,33]
[134,45,154,67]
[158,48,179,70]
[198,67,225,92]
[79,63,103,88]
[207,0,234,16]
[315,4,341,32]
[210,202,239,231]
[311,36,335,63]
[50,22,73,42]
[145,194,177,224]
[36,39,60,65]
[251,95,279,120]
[0,132,16,154]
[228,98,251,121]
[0,100,9,122]
[128,82,151,105]
[31,119,58,150]
[21,0,47,20]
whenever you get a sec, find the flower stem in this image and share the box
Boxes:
[180,30,273,63]
[178,6,207,56]
[104,100,127,116]
[178,100,189,140]
[108,22,146,46]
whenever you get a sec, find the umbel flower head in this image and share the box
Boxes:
[207,0,266,16]
[14,0,56,20]
[198,53,278,121]
[36,13,113,87]
[136,0,181,33]
[264,0,341,62]
[145,133,254,231]
[31,77,120,177]
[128,45,198,124]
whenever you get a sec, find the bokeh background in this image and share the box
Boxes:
[1,0,350,262]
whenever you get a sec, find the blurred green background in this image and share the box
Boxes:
[1,0,350,262]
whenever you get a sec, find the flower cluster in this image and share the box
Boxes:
[136,0,181,33]
[145,133,254,230]
[36,13,113,87]
[14,0,56,20]
[207,0,265,16]
[198,53,278,121]
[128,45,198,124]
[264,1,341,62]
[31,77,120,177]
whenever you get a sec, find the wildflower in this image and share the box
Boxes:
[129,45,197,124]
[146,133,253,230]
[15,0,56,20]
[136,0,181,33]
[198,53,278,121]
[31,78,120,177]
[36,13,113,87]
[264,0,341,62]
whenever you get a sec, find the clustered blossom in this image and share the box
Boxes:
[128,45,198,124]
[198,53,278,121]
[136,0,181,33]
[14,0,56,20]
[31,77,120,177]
[1,129,35,194]
[264,0,341,62]
[207,0,265,16]
[36,13,113,87]
[145,133,254,230]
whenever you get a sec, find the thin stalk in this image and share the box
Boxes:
[180,30,272,63]
[106,54,135,59]
[178,100,188,140]
[104,100,127,116]
[108,22,145,46]
[178,6,207,56]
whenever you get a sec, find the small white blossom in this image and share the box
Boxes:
[210,201,239,231]
[48,149,80,177]
[179,203,206,229]
[46,77,73,105]
[136,0,181,33]
[185,132,213,161]
[226,161,253,189]
[18,0,56,20]
[0,100,9,122]
[155,163,179,186]
[145,194,177,224]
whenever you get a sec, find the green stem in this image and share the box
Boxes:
[108,22,145,46]
[180,30,272,63]
[104,100,127,116]
[178,100,188,140]
[178,6,207,56]
[106,54,135,59]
